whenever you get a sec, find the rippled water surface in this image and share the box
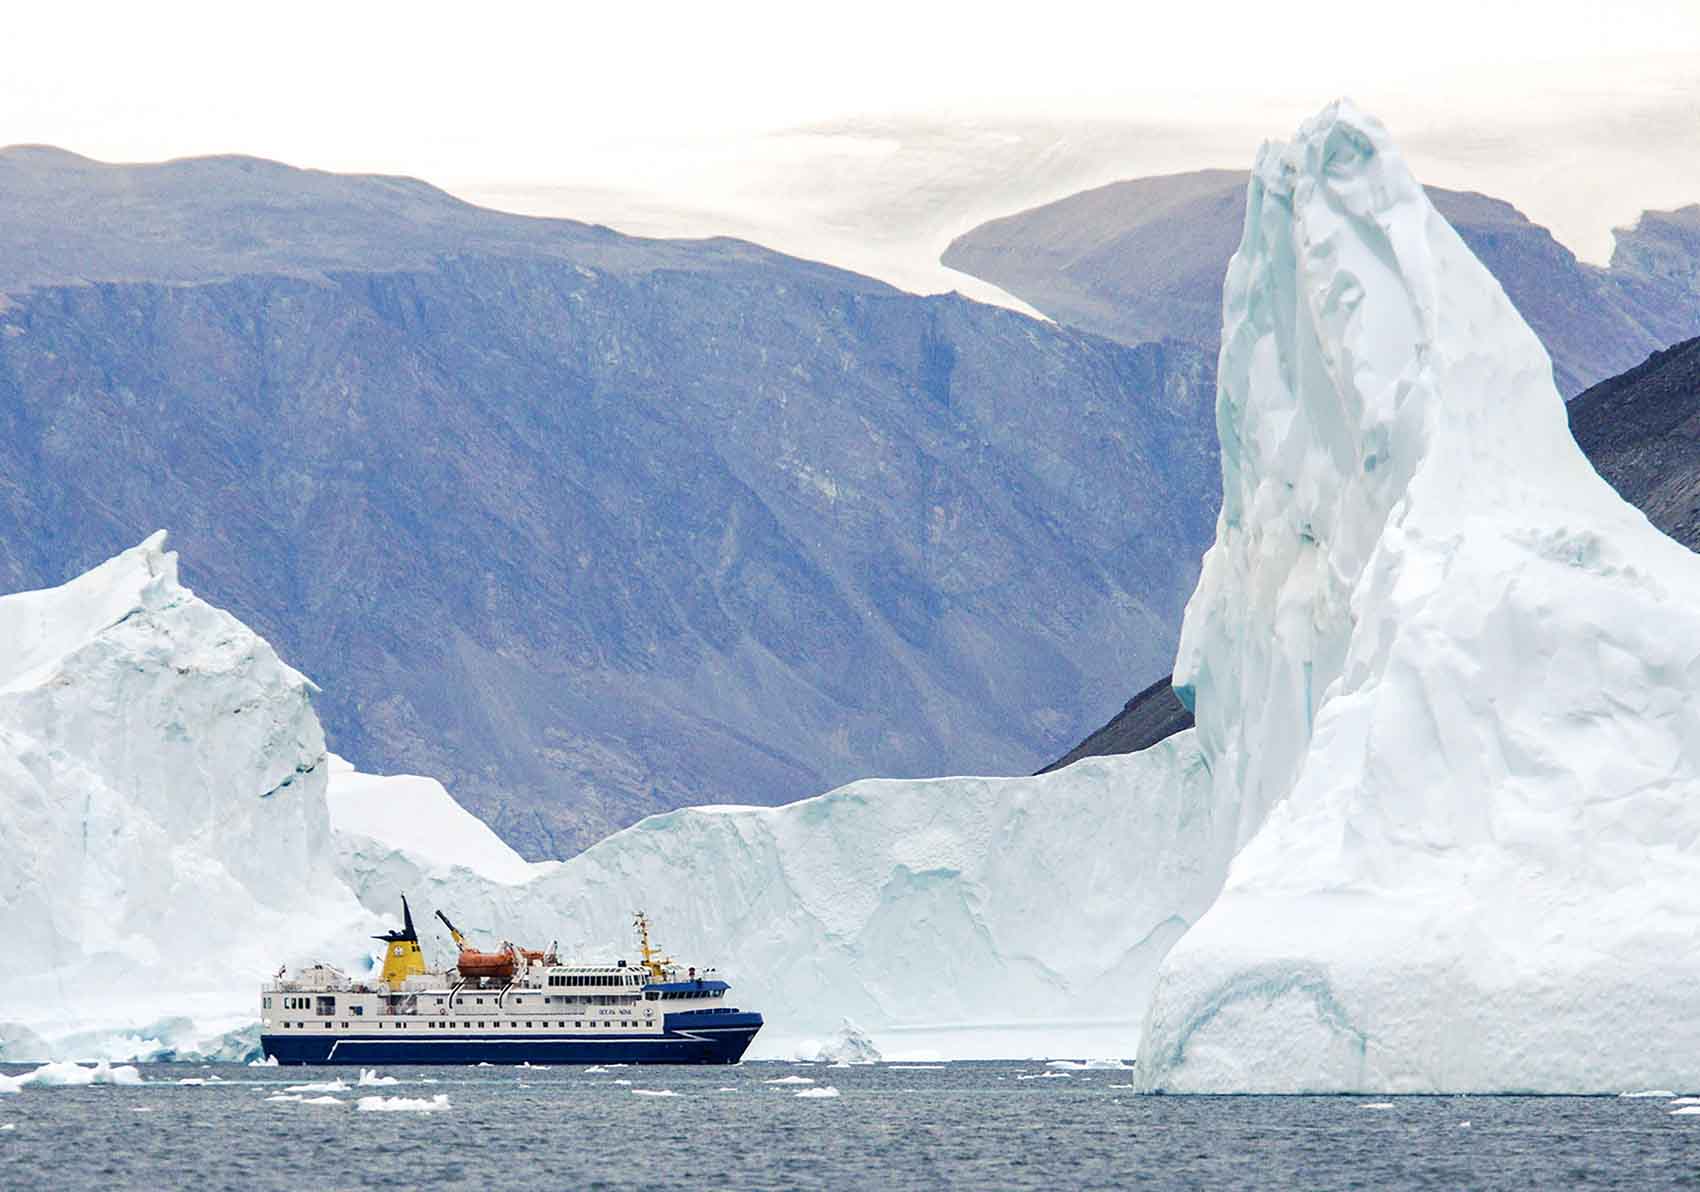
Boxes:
[3,1061,1698,1190]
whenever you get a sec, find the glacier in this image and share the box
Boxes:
[1137,100,1700,1093]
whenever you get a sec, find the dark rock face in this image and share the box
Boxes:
[1054,338,1700,769]
[0,147,1221,858]
[943,171,1700,397]
[1568,336,1700,550]
[1036,674,1193,773]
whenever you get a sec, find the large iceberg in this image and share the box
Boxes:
[335,738,1219,1060]
[0,534,375,1059]
[1137,101,1700,1093]
[1,534,1223,1061]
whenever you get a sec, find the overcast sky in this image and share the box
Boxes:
[5,1,1697,283]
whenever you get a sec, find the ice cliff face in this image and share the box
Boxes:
[3,536,1222,1061]
[335,736,1218,1060]
[0,534,372,1056]
[1139,101,1700,1093]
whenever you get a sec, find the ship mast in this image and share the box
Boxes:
[633,910,668,980]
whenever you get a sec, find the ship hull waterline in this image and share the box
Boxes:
[260,1021,761,1066]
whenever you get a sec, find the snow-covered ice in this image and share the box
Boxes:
[1136,99,1700,1094]
[765,1076,815,1085]
[356,1069,398,1087]
[632,1089,680,1098]
[795,1086,841,1099]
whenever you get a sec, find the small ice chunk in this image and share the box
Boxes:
[301,1096,345,1106]
[795,1086,841,1099]
[284,1079,349,1094]
[1671,1107,1700,1116]
[475,1062,492,1068]
[248,1057,279,1067]
[1017,1071,1070,1081]
[356,1069,398,1087]
[583,1066,611,1075]
[632,1089,679,1097]
[1621,1090,1678,1098]
[356,1094,450,1112]
[177,1078,207,1086]
[1670,1097,1700,1105]
[265,1094,304,1103]
[611,1079,632,1086]
[765,1076,815,1085]
[0,1123,13,1131]
[1360,1102,1396,1110]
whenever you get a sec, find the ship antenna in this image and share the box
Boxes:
[634,910,663,980]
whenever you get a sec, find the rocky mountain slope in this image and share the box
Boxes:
[1567,335,1700,550]
[0,146,1219,858]
[944,171,1700,397]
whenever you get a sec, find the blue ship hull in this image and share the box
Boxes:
[260,1012,762,1066]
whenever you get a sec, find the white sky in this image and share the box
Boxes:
[5,1,1698,287]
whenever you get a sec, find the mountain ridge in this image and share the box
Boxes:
[943,169,1700,397]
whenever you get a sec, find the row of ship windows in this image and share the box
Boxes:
[546,974,644,987]
[276,1019,643,1030]
[265,990,725,1012]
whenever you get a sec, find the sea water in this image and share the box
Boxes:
[1,1061,1695,1189]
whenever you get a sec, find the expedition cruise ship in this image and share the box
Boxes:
[259,900,762,1065]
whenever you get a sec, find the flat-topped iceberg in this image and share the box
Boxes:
[1,535,1222,1061]
[1137,100,1700,1093]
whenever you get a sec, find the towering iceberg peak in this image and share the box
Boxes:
[0,532,371,1051]
[1144,101,1700,1092]
[1175,99,1638,851]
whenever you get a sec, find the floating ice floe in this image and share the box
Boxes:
[1047,1059,1131,1071]
[265,1094,303,1103]
[1672,1107,1700,1116]
[1017,1072,1070,1081]
[283,1079,348,1094]
[356,1069,398,1087]
[1671,1097,1700,1105]
[301,1096,344,1106]
[0,1061,144,1092]
[177,1078,207,1086]
[795,1086,840,1099]
[355,1094,450,1112]
[1621,1090,1678,1099]
[765,1076,815,1085]
[1360,1103,1396,1110]
[248,1057,279,1068]
[632,1089,679,1098]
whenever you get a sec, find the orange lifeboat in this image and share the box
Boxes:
[453,944,515,982]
